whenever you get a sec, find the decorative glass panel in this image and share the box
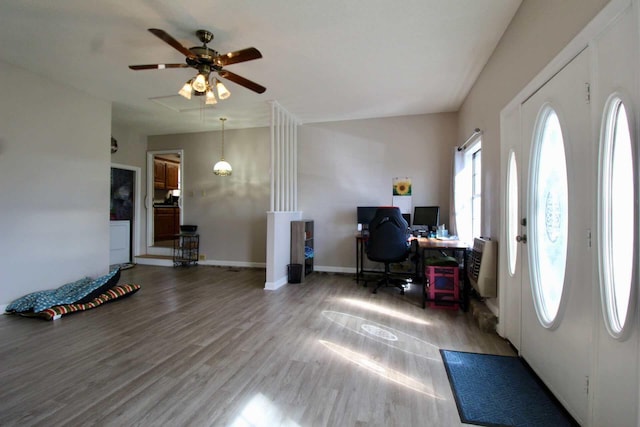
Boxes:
[507,151,519,276]
[530,106,568,327]
[600,97,635,338]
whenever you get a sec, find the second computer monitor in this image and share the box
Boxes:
[413,206,440,231]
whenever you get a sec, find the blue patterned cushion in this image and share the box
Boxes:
[6,268,120,313]
[77,268,120,304]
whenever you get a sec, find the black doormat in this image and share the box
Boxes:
[440,350,578,427]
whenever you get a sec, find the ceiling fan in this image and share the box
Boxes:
[129,28,266,101]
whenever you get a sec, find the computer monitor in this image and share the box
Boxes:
[357,206,380,229]
[413,206,440,231]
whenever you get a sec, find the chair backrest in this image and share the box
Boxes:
[366,207,410,263]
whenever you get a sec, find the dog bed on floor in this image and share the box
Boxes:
[13,283,140,321]
[5,268,121,313]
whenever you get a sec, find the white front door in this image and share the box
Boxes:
[590,6,639,426]
[520,49,592,424]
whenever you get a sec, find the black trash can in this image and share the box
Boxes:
[288,263,303,283]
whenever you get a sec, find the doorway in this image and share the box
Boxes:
[110,163,141,264]
[500,5,640,425]
[147,150,184,254]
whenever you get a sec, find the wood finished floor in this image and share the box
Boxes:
[0,266,514,426]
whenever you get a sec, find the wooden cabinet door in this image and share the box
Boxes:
[154,208,175,241]
[165,162,179,190]
[173,208,181,235]
[154,159,166,190]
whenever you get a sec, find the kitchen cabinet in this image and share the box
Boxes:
[154,158,179,190]
[154,159,166,189]
[165,161,179,190]
[154,207,180,241]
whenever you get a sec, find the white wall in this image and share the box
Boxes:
[298,113,458,271]
[148,127,271,265]
[0,60,111,306]
[145,113,456,271]
[458,0,610,240]
[265,211,302,290]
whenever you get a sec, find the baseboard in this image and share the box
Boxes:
[484,298,499,317]
[198,260,266,269]
[264,276,288,290]
[314,265,356,274]
[134,257,266,269]
[120,260,393,280]
[135,256,173,267]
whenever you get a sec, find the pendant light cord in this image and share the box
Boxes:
[220,117,226,159]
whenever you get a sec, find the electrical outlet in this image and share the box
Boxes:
[199,254,206,261]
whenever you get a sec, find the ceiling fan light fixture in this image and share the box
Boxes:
[193,73,208,92]
[205,88,217,105]
[179,80,193,99]
[130,28,266,101]
[216,79,231,100]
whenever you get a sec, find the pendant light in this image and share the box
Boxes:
[213,117,232,176]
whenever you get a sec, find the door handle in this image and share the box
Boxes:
[516,234,527,243]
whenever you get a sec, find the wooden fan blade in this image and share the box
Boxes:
[218,70,266,94]
[129,63,189,70]
[215,47,262,66]
[148,28,196,59]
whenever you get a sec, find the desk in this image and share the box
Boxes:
[355,233,414,283]
[415,237,470,311]
[355,235,469,310]
[355,234,376,283]
[355,233,423,283]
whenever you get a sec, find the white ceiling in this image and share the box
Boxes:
[0,0,521,135]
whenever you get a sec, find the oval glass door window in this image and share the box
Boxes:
[507,150,519,276]
[599,97,635,338]
[529,106,568,327]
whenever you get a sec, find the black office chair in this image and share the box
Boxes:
[366,207,411,295]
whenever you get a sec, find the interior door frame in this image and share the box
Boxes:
[110,163,142,258]
[146,149,184,251]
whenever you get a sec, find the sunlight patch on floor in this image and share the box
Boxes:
[229,393,300,427]
[321,311,440,361]
[319,340,444,399]
[361,324,399,341]
[338,297,430,325]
